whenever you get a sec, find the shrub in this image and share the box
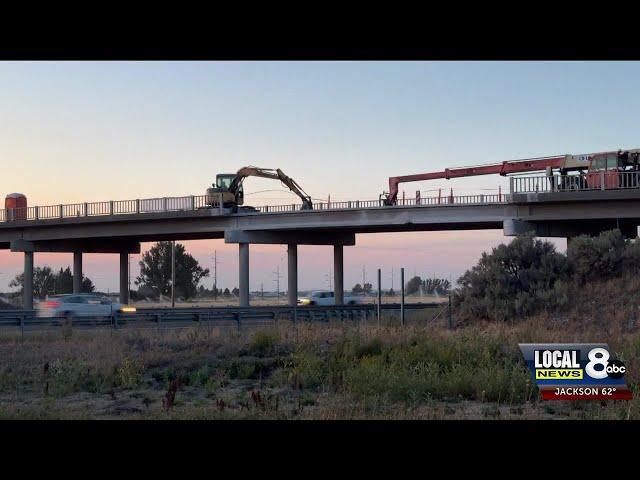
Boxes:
[116,357,144,389]
[248,330,279,357]
[290,349,327,389]
[568,229,627,284]
[455,234,570,321]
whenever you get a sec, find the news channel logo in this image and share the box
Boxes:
[519,343,632,400]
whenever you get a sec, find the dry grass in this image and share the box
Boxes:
[0,310,637,420]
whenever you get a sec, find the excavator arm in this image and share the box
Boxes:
[229,166,313,210]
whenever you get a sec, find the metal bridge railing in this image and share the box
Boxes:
[511,171,640,194]
[0,191,507,224]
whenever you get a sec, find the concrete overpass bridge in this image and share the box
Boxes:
[3,178,640,309]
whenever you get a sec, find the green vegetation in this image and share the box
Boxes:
[136,241,209,300]
[405,276,451,295]
[454,229,640,322]
[0,311,637,419]
[9,266,95,298]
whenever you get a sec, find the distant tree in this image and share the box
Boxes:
[363,282,372,294]
[52,267,94,294]
[8,273,23,292]
[81,275,95,293]
[232,287,239,297]
[352,283,363,294]
[223,288,231,296]
[423,278,451,295]
[405,276,422,295]
[55,267,73,294]
[9,266,56,298]
[136,242,209,300]
[388,288,395,296]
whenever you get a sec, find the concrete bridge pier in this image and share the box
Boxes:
[287,244,297,306]
[119,253,129,305]
[239,243,250,307]
[334,245,344,305]
[73,251,83,293]
[224,230,356,308]
[9,239,140,309]
[24,251,34,310]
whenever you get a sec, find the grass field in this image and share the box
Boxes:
[0,308,637,420]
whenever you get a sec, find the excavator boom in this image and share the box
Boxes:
[227,166,313,210]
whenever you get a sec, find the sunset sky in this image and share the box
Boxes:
[1,61,639,292]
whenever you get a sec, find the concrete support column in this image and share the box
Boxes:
[24,251,34,310]
[73,251,83,293]
[119,252,129,305]
[334,244,344,305]
[287,244,298,306]
[239,243,250,307]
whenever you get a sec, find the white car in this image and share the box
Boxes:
[297,291,363,306]
[36,294,136,317]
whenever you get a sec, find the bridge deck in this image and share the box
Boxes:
[2,185,640,248]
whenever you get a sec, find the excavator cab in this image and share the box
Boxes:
[215,174,244,205]
[206,174,244,209]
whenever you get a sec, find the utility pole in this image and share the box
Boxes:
[171,241,176,308]
[362,265,366,286]
[325,270,333,290]
[400,267,405,326]
[212,250,218,300]
[391,267,394,291]
[273,265,283,300]
[377,268,382,325]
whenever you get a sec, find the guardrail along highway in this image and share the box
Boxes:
[0,303,440,333]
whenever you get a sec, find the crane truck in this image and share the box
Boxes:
[206,166,313,212]
[382,148,640,205]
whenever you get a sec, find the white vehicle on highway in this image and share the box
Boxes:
[297,291,363,306]
[36,294,136,317]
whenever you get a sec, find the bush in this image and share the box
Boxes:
[568,229,627,284]
[248,330,279,357]
[116,357,144,389]
[454,234,570,321]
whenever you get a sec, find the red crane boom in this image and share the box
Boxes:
[384,155,569,205]
[383,148,640,205]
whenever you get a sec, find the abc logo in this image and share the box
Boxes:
[606,359,626,379]
[585,348,626,380]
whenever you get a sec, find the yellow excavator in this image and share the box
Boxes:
[206,166,313,212]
